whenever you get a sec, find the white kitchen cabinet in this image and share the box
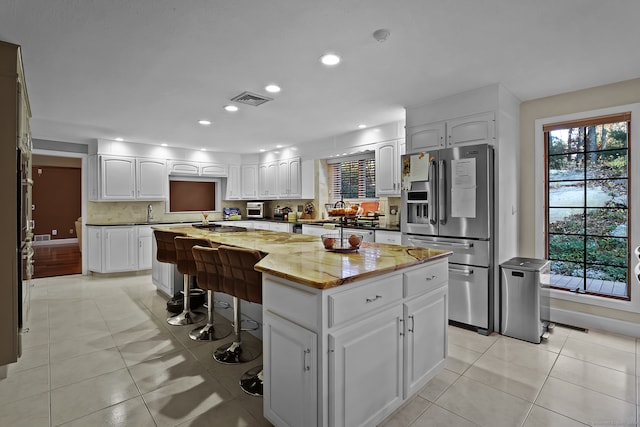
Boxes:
[375,140,402,196]
[277,157,301,198]
[263,312,317,427]
[137,226,153,270]
[406,121,446,152]
[329,305,404,427]
[270,222,294,233]
[259,161,278,198]
[253,221,271,230]
[136,158,166,199]
[375,230,402,245]
[241,164,258,199]
[103,227,137,272]
[168,160,200,176]
[403,286,448,397]
[446,111,495,147]
[301,224,326,237]
[87,226,103,272]
[226,164,241,200]
[200,162,226,176]
[101,155,136,200]
[262,258,448,427]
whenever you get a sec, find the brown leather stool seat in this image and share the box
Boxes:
[213,245,265,396]
[153,230,186,265]
[189,246,232,341]
[167,236,211,326]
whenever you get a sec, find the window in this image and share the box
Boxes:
[168,178,219,212]
[328,153,376,199]
[544,112,630,300]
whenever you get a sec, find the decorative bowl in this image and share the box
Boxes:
[321,233,363,252]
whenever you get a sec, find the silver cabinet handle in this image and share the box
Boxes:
[303,348,311,371]
[366,295,382,303]
[408,315,415,333]
[425,275,438,281]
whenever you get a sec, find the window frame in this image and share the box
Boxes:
[327,152,376,200]
[534,103,640,313]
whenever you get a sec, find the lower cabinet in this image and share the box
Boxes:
[87,225,153,273]
[262,258,448,427]
[263,312,317,427]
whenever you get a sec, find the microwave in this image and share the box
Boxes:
[246,202,265,218]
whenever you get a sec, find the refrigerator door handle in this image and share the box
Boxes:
[438,160,446,225]
[406,237,473,250]
[429,159,437,224]
[449,266,475,275]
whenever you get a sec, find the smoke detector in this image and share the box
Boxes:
[230,91,273,107]
[373,29,391,42]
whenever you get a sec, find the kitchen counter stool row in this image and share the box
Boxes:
[152,230,265,396]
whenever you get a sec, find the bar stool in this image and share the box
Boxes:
[168,236,211,326]
[189,246,232,341]
[213,246,263,366]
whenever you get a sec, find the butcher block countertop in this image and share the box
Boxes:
[153,224,451,289]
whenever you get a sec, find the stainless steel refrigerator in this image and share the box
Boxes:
[401,143,494,334]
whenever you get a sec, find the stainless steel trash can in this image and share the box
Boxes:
[500,257,550,344]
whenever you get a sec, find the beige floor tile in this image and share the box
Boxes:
[176,397,265,427]
[0,364,49,406]
[20,324,51,349]
[523,405,587,427]
[51,367,139,426]
[61,396,156,427]
[551,355,636,403]
[445,343,482,374]
[49,317,111,341]
[448,326,499,354]
[127,349,205,394]
[536,376,636,426]
[117,331,185,366]
[49,329,116,362]
[435,375,532,426]
[379,395,431,427]
[463,352,548,402]
[484,337,558,376]
[235,393,273,426]
[7,343,49,374]
[142,371,233,427]
[51,346,126,389]
[411,403,479,427]
[561,337,636,375]
[207,357,264,399]
[110,318,170,346]
[537,329,569,354]
[0,391,49,427]
[569,328,636,353]
[417,369,460,403]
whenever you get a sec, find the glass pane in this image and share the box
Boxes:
[548,181,584,207]
[586,208,628,237]
[548,129,585,155]
[586,179,626,208]
[548,208,584,234]
[548,234,584,263]
[549,261,584,291]
[548,156,584,181]
[600,122,628,150]
[586,149,628,179]
[585,265,627,285]
[586,237,627,267]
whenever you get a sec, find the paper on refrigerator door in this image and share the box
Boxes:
[410,153,430,181]
[451,158,477,218]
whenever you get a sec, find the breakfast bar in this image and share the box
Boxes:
[154,225,451,427]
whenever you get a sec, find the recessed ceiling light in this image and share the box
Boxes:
[265,84,281,93]
[373,128,381,132]
[259,149,266,152]
[358,124,367,129]
[200,148,207,151]
[276,144,283,148]
[115,137,124,142]
[320,53,341,66]
[224,105,239,112]
[161,143,168,147]
[198,120,211,125]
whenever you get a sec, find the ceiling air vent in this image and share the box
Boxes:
[230,91,273,107]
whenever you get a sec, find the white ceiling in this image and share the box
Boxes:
[2,0,639,154]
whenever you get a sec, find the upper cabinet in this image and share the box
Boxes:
[278,157,301,198]
[375,140,404,197]
[89,155,166,201]
[406,112,495,153]
[226,164,241,200]
[241,164,258,199]
[258,161,278,199]
[168,160,226,177]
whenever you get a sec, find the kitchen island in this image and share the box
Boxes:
[154,225,451,427]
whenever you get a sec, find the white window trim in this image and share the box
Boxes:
[534,103,640,313]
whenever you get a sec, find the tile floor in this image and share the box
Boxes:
[0,274,638,427]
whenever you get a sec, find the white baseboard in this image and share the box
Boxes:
[550,307,640,339]
[32,238,79,246]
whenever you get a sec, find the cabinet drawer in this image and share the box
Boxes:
[328,278,402,327]
[403,260,448,298]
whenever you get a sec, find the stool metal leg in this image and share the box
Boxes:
[240,365,263,396]
[189,290,232,341]
[168,274,206,326]
[213,297,261,364]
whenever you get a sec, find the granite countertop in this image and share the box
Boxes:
[153,225,450,289]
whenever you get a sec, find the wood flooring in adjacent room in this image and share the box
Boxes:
[32,243,82,278]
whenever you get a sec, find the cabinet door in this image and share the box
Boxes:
[266,161,278,197]
[136,158,166,199]
[287,158,301,198]
[88,155,99,201]
[87,226,103,272]
[200,163,226,176]
[374,230,401,245]
[253,221,270,230]
[101,156,136,200]
[270,222,293,233]
[103,227,137,272]
[329,305,403,427]
[263,312,317,427]
[301,224,325,236]
[168,161,200,176]
[277,159,290,197]
[258,163,269,197]
[241,164,258,199]
[137,226,153,270]
[404,286,448,397]
[226,164,241,199]
[375,141,399,196]
[406,122,445,153]
[446,111,495,147]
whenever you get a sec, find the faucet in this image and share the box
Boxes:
[147,204,154,222]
